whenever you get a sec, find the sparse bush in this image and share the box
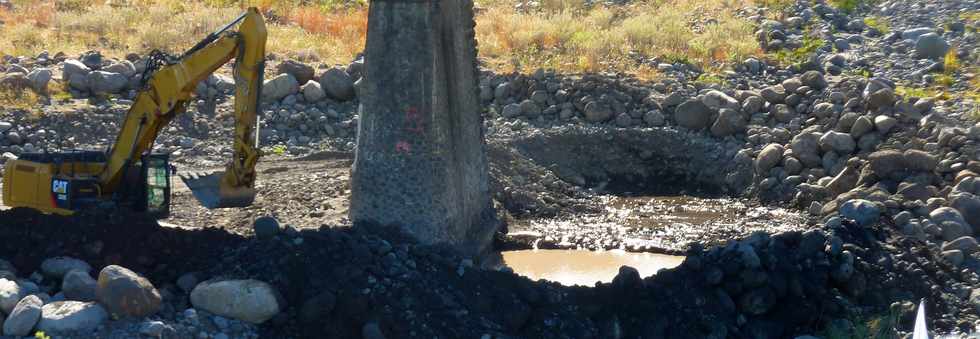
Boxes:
[895,86,946,100]
[829,0,862,14]
[935,74,954,87]
[863,16,889,33]
[269,144,287,155]
[695,73,725,86]
[770,30,824,66]
[944,48,960,75]
[0,87,40,112]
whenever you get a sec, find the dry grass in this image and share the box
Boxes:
[476,0,761,73]
[0,86,40,112]
[0,0,367,65]
[0,0,760,75]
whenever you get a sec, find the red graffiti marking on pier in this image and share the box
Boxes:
[395,140,412,154]
[404,107,425,134]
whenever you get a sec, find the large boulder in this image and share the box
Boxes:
[742,95,765,114]
[62,59,91,83]
[867,88,896,109]
[950,193,980,234]
[772,104,798,123]
[931,207,969,228]
[903,150,937,172]
[702,90,740,111]
[674,99,713,130]
[86,71,128,94]
[800,71,827,90]
[96,265,162,318]
[840,199,880,226]
[68,73,90,91]
[791,132,822,167]
[863,77,894,99]
[711,108,746,137]
[3,295,42,336]
[868,150,905,177]
[190,279,280,324]
[261,73,300,102]
[760,85,786,104]
[812,102,835,118]
[319,67,355,101]
[0,278,26,314]
[253,216,281,240]
[300,80,326,102]
[62,270,97,302]
[940,221,972,242]
[36,301,108,334]
[914,33,949,60]
[901,27,934,40]
[80,51,103,70]
[849,116,874,138]
[867,149,936,178]
[755,144,785,174]
[819,131,856,154]
[874,116,897,134]
[103,61,136,77]
[501,103,521,118]
[583,102,613,122]
[26,68,53,93]
[276,59,315,84]
[943,236,979,254]
[40,257,91,279]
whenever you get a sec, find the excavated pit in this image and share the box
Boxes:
[494,127,809,256]
[0,206,962,338]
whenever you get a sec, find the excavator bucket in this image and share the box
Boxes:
[179,171,255,209]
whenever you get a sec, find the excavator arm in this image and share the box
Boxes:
[99,8,267,208]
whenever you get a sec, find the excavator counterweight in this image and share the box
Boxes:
[1,8,267,216]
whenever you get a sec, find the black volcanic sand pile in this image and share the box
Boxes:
[0,207,975,338]
[0,207,245,283]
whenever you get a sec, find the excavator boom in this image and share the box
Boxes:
[100,8,266,208]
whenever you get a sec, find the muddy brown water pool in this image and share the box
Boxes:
[502,249,684,286]
[504,195,807,284]
[510,195,807,253]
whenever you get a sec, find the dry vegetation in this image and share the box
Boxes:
[474,0,761,74]
[0,0,764,75]
[0,0,367,66]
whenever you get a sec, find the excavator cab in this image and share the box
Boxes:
[110,153,173,218]
[138,154,173,217]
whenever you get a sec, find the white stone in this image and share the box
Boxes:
[36,301,108,334]
[190,279,280,324]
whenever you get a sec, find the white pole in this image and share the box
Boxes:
[913,298,929,339]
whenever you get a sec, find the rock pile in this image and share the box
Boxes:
[0,254,276,338]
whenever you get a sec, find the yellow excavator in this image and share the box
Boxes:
[1,8,267,217]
